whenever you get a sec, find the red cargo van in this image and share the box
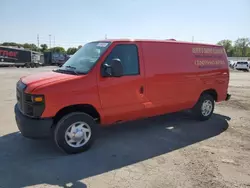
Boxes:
[15,39,231,154]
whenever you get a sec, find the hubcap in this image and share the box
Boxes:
[201,100,213,116]
[65,121,91,148]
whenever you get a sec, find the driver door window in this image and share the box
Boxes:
[104,44,140,76]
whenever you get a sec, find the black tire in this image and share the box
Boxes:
[25,63,30,68]
[54,112,97,154]
[16,66,20,68]
[30,63,35,68]
[192,93,214,121]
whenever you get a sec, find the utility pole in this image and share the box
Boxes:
[105,34,107,39]
[49,34,51,48]
[37,34,39,48]
[53,35,55,47]
[192,36,194,43]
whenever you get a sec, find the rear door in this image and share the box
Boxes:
[98,43,147,124]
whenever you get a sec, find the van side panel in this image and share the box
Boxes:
[141,41,228,115]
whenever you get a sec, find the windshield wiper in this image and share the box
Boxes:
[53,67,79,75]
[65,65,76,69]
[64,65,80,75]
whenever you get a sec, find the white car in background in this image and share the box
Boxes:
[234,61,249,72]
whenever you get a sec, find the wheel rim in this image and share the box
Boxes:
[201,100,213,116]
[64,121,91,148]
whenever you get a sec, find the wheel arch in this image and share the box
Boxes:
[53,104,101,125]
[200,89,218,101]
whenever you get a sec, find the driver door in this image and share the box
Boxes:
[97,43,146,124]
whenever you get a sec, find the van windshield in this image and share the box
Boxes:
[57,41,111,74]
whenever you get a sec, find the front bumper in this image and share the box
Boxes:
[225,93,231,101]
[14,103,53,139]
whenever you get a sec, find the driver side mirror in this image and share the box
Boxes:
[102,58,123,77]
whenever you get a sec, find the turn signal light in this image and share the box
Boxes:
[32,96,43,102]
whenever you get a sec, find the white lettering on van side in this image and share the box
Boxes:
[194,60,225,66]
[192,47,223,55]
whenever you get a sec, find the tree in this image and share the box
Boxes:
[1,42,23,48]
[217,40,233,56]
[2,42,40,51]
[78,45,82,49]
[50,46,66,53]
[23,43,30,49]
[247,47,250,57]
[234,38,250,57]
[67,47,78,55]
[40,44,48,52]
[23,43,39,51]
[231,46,242,57]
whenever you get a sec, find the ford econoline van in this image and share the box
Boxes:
[15,39,231,154]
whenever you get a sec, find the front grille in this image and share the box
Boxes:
[16,81,34,116]
[16,81,33,116]
[16,80,27,113]
[24,103,34,116]
[16,80,45,117]
[25,94,32,102]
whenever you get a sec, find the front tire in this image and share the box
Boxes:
[192,94,214,121]
[54,112,97,154]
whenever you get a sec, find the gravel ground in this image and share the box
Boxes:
[0,67,249,188]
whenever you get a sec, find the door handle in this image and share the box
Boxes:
[139,86,144,94]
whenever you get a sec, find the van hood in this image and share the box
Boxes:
[21,71,78,92]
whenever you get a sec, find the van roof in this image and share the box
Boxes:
[94,39,221,47]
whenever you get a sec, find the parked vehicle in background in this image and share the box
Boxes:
[14,39,231,154]
[234,61,249,72]
[228,60,235,69]
[44,52,70,67]
[231,61,236,68]
[0,46,43,68]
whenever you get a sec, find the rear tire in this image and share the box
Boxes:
[30,63,35,68]
[192,94,214,121]
[25,63,30,68]
[54,112,97,154]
